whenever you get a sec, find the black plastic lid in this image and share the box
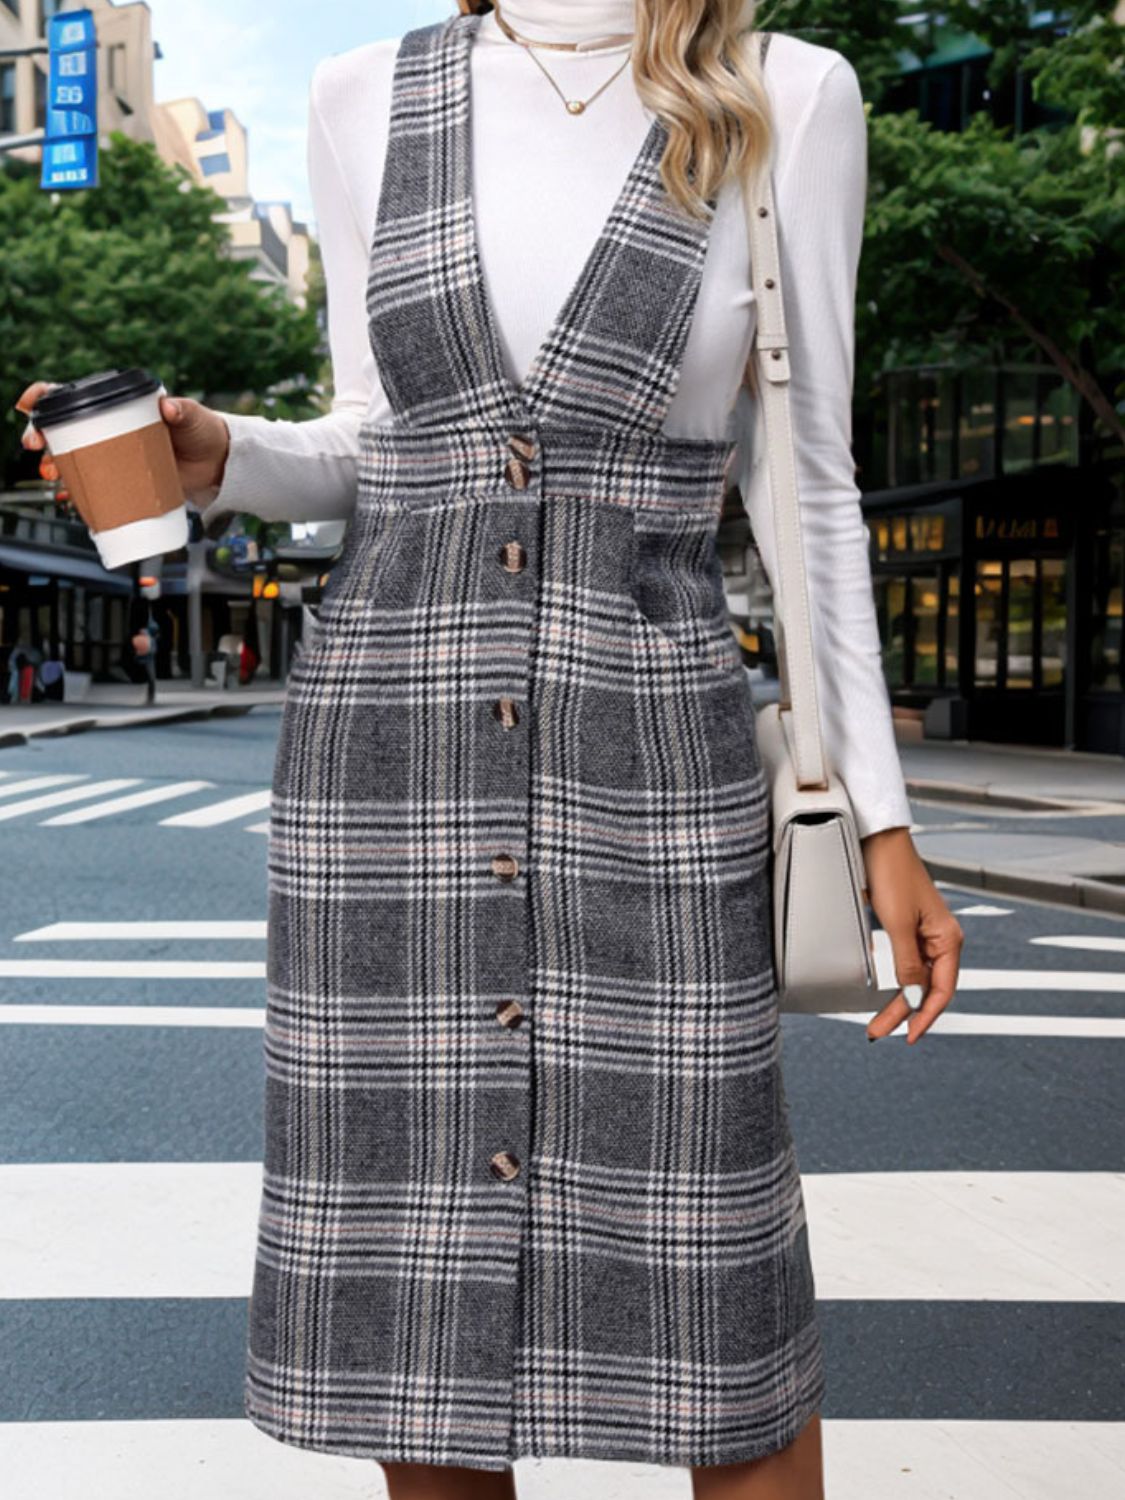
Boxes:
[30,367,163,429]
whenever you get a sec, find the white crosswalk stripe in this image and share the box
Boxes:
[0,779,143,821]
[1030,934,1125,954]
[159,790,272,827]
[0,960,263,979]
[0,1005,265,1027]
[0,775,89,800]
[43,782,217,825]
[0,1419,1121,1499]
[15,921,268,942]
[2,1164,1120,1304]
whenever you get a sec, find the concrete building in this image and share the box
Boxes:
[157,97,310,305]
[1,0,160,155]
[1,0,310,298]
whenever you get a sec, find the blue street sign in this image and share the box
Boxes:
[40,9,98,191]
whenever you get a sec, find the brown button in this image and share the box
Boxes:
[489,1150,521,1181]
[492,697,520,729]
[495,999,525,1028]
[491,853,519,881]
[498,540,527,573]
[508,433,536,461]
[504,456,530,489]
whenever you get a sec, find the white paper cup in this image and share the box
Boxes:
[31,369,188,569]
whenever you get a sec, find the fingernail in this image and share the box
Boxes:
[163,398,181,418]
[867,1034,876,1043]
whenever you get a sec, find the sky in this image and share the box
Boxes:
[140,1,452,228]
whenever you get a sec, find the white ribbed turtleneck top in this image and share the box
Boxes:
[198,0,913,839]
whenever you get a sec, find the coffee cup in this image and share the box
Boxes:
[30,368,188,569]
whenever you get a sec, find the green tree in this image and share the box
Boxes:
[760,1,1125,451]
[1,131,323,486]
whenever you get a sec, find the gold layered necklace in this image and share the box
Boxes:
[490,2,635,116]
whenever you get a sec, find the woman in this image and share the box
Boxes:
[18,1,963,1494]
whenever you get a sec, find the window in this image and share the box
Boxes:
[1,0,19,19]
[108,42,127,95]
[911,574,942,686]
[959,369,997,480]
[39,0,65,27]
[1038,377,1080,467]
[1090,496,1124,692]
[1000,370,1039,475]
[945,572,960,684]
[1,63,15,136]
[974,561,1004,688]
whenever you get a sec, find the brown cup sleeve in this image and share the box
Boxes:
[53,420,185,533]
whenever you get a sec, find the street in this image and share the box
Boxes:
[0,712,1122,1498]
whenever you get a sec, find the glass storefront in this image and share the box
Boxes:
[884,364,1080,491]
[870,499,960,697]
[866,479,1087,746]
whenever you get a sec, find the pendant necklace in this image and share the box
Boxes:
[490,3,635,116]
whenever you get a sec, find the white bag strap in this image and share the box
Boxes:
[746,29,829,790]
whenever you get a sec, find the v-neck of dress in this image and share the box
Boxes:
[457,11,663,418]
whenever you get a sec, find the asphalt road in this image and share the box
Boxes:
[0,713,1122,1499]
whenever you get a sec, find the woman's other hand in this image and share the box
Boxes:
[861,826,964,1044]
[15,381,232,501]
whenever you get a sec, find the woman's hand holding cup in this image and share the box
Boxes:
[16,381,231,500]
[14,370,234,567]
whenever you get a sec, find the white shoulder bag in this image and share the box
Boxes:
[743,29,879,1014]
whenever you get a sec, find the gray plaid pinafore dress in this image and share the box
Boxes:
[245,11,824,1472]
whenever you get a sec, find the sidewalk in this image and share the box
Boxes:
[0,676,285,747]
[896,736,1125,917]
[1,683,1122,915]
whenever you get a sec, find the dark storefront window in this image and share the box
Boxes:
[1039,378,1080,467]
[959,369,998,480]
[911,574,941,685]
[973,554,1069,695]
[945,571,960,681]
[871,500,960,693]
[1041,557,1067,689]
[1001,371,1039,476]
[1090,494,1124,692]
[974,560,1003,687]
[890,369,956,488]
[884,366,1080,489]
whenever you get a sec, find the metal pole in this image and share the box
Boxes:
[187,532,206,688]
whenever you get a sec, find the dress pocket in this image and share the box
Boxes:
[627,509,745,682]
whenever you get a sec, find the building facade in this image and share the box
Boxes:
[863,364,1123,754]
[858,11,1124,756]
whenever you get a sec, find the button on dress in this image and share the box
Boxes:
[244,11,824,1473]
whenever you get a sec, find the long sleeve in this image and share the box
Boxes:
[191,59,377,529]
[737,51,913,840]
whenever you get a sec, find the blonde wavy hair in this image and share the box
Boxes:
[458,0,774,221]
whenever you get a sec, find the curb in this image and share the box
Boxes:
[904,777,1121,814]
[921,855,1125,918]
[0,697,280,747]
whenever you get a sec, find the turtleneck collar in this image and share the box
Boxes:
[481,1,636,48]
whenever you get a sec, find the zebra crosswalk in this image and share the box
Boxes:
[0,883,1122,1497]
[0,768,270,832]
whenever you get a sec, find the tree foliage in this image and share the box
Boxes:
[1,132,323,486]
[759,0,1125,449]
